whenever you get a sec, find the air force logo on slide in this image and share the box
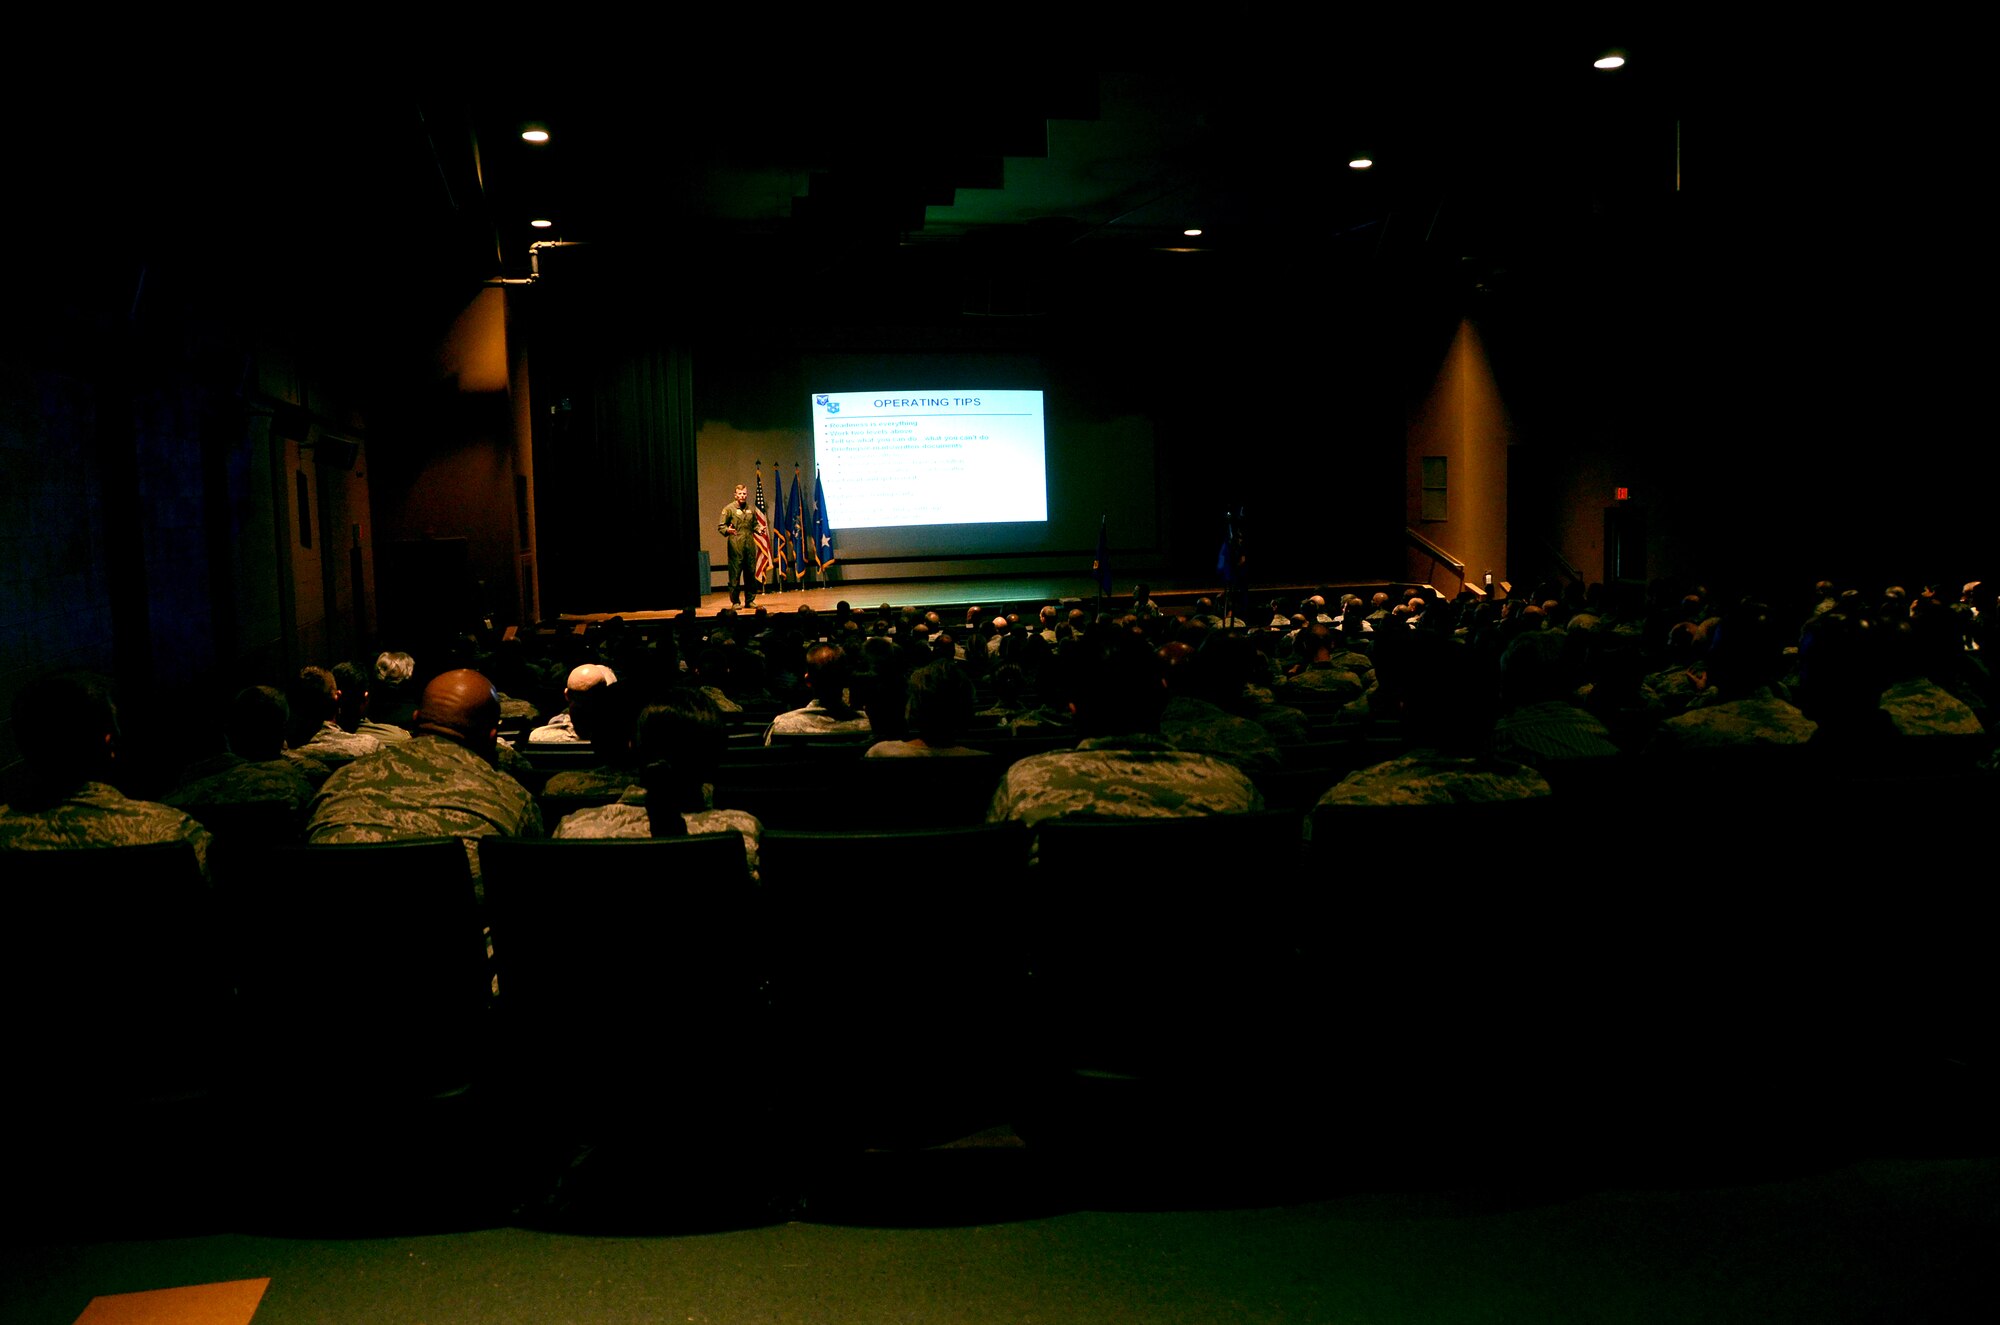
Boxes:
[814,395,840,414]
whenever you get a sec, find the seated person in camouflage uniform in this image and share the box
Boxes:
[539,679,646,798]
[166,684,321,817]
[1279,624,1370,708]
[763,643,872,745]
[1647,602,1816,753]
[335,660,410,745]
[0,672,213,876]
[552,688,761,877]
[526,663,618,744]
[987,637,1264,831]
[305,668,541,871]
[1315,634,1550,810]
[866,658,989,757]
[287,665,382,767]
[1156,640,1281,771]
[1490,631,1620,767]
[373,650,420,729]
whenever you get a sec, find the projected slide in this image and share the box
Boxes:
[811,390,1047,529]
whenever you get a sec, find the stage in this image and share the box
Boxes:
[554,576,1393,624]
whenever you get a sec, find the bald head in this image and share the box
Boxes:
[413,669,501,753]
[565,663,618,700]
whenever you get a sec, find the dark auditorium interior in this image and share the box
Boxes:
[4,33,1995,1325]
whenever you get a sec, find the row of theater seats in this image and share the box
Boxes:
[16,784,1986,1197]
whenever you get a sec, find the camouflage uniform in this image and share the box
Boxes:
[296,721,383,764]
[354,719,412,744]
[0,781,214,877]
[1647,685,1817,753]
[551,786,762,880]
[1160,695,1282,770]
[541,766,636,797]
[1491,700,1622,765]
[497,694,540,722]
[527,711,581,744]
[305,735,542,874]
[986,734,1265,829]
[699,684,744,715]
[1328,648,1376,691]
[165,755,316,813]
[280,748,335,787]
[1880,678,1984,739]
[1279,662,1366,706]
[1315,750,1552,807]
[863,740,989,757]
[763,701,871,745]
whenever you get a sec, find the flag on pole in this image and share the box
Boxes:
[769,475,789,587]
[1092,514,1112,598]
[1217,506,1247,589]
[771,469,791,589]
[788,464,806,587]
[813,467,836,569]
[753,463,773,585]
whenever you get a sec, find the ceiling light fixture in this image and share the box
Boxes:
[1593,51,1626,69]
[521,124,551,143]
[1348,157,1374,170]
[1183,228,1203,237]
[530,218,554,229]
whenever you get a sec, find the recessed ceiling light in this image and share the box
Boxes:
[530,218,554,229]
[1348,157,1374,170]
[1183,228,1203,237]
[521,125,551,143]
[1593,52,1626,70]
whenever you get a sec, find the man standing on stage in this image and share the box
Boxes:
[719,482,760,607]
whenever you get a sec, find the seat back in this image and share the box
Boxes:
[5,841,228,1108]
[1026,811,1309,1074]
[757,822,1032,1145]
[479,833,766,1124]
[218,837,491,1097]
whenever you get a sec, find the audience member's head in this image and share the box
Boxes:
[288,666,340,745]
[568,669,636,749]
[635,688,727,824]
[11,672,120,793]
[904,658,975,747]
[332,661,374,731]
[412,669,502,757]
[1071,638,1170,737]
[225,685,290,761]
[804,642,858,717]
[565,663,617,705]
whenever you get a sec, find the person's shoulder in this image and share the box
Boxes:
[688,807,761,837]
[553,804,648,839]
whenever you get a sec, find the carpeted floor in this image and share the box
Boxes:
[5,1143,1993,1324]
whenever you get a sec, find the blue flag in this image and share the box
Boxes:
[813,468,836,568]
[787,466,805,582]
[1217,507,1246,589]
[1092,515,1111,597]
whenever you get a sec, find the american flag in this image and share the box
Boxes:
[753,464,773,583]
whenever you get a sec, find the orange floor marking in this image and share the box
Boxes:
[72,1278,269,1325]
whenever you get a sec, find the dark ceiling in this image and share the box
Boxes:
[17,36,1686,346]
